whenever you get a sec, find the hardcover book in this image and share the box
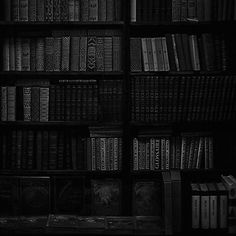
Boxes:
[133,180,162,216]
[91,179,121,215]
[19,177,50,215]
[0,177,18,216]
[54,177,85,214]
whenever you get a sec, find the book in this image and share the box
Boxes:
[89,0,98,21]
[207,183,218,229]
[91,179,121,215]
[19,0,28,21]
[54,177,85,214]
[133,180,162,216]
[191,183,200,229]
[19,177,50,215]
[0,177,18,216]
[199,183,210,229]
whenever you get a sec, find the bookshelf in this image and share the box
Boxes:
[0,0,236,235]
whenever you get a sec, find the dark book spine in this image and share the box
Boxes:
[45,37,54,72]
[31,87,40,122]
[29,0,37,21]
[53,0,61,21]
[37,0,45,21]
[19,0,29,21]
[45,0,54,21]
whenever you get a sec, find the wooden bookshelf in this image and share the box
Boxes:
[0,0,236,235]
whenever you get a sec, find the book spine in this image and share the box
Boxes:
[130,0,136,22]
[40,87,50,122]
[98,0,106,21]
[104,36,113,71]
[74,0,80,21]
[53,37,61,71]
[60,0,69,21]
[106,0,114,21]
[61,36,70,71]
[31,87,40,122]
[96,37,104,71]
[141,38,149,71]
[192,185,200,229]
[68,0,75,21]
[12,0,19,21]
[45,37,54,72]
[53,0,61,21]
[81,0,89,21]
[1,87,7,121]
[36,38,45,71]
[113,36,121,71]
[130,38,142,72]
[114,137,119,170]
[89,0,98,21]
[37,0,45,21]
[21,38,30,71]
[87,36,97,71]
[30,38,36,71]
[80,36,88,71]
[23,87,31,121]
[70,37,80,71]
[8,87,16,121]
[29,0,37,21]
[45,0,54,21]
[3,38,10,71]
[19,0,29,21]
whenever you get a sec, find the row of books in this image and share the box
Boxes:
[0,130,122,171]
[0,215,162,233]
[130,0,236,22]
[131,76,236,122]
[4,0,122,22]
[0,171,182,234]
[0,80,123,122]
[191,175,236,233]
[133,135,213,171]
[3,33,122,72]
[130,34,229,72]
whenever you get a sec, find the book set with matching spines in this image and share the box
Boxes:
[2,30,122,72]
[133,133,213,171]
[131,76,236,123]
[4,0,122,22]
[130,0,236,23]
[130,34,229,72]
[0,128,122,171]
[0,80,123,122]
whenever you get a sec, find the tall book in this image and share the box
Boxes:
[45,37,54,72]
[37,0,45,21]
[162,171,173,235]
[7,87,16,121]
[12,0,20,21]
[199,183,210,229]
[68,0,75,21]
[98,0,106,21]
[40,87,49,122]
[29,0,37,21]
[191,183,200,229]
[23,87,31,121]
[61,37,70,71]
[45,0,54,21]
[130,38,142,72]
[104,36,113,71]
[53,0,61,21]
[80,36,88,71]
[53,37,61,71]
[89,0,98,21]
[71,37,80,71]
[36,38,45,71]
[19,0,29,21]
[81,0,89,21]
[21,38,30,71]
[96,37,104,71]
[113,36,121,71]
[61,0,69,21]
[3,38,10,71]
[87,34,97,71]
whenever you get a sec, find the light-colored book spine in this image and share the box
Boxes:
[23,87,31,121]
[40,87,49,122]
[130,0,136,22]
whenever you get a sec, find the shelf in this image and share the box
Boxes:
[129,121,236,131]
[130,71,236,76]
[0,170,122,176]
[0,121,123,127]
[130,21,236,26]
[0,21,125,28]
[0,71,124,77]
